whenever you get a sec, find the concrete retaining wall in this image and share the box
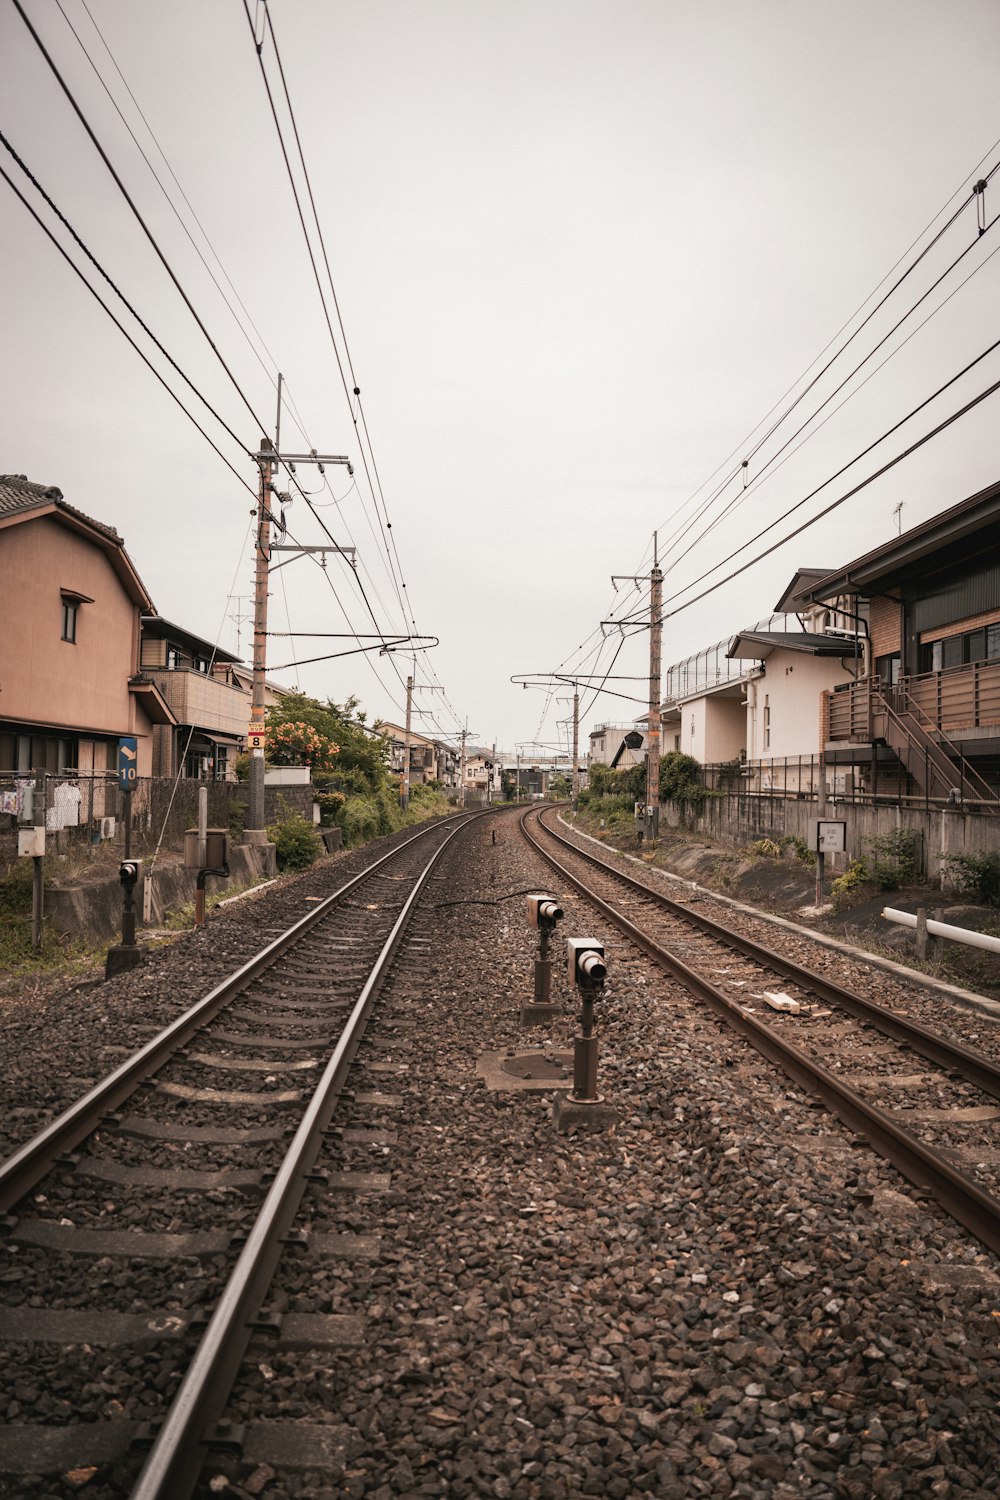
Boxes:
[663,796,998,887]
[47,841,277,943]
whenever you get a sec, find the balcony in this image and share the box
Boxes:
[828,660,1000,742]
[143,667,251,738]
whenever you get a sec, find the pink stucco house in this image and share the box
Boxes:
[0,473,174,777]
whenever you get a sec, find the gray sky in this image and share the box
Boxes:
[4,0,999,758]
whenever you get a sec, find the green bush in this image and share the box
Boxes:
[749,838,782,859]
[829,828,922,908]
[782,834,816,867]
[659,751,709,811]
[830,859,870,910]
[315,790,346,827]
[337,794,384,847]
[862,827,921,890]
[268,811,322,871]
[945,850,1000,907]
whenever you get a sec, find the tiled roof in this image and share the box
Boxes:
[0,473,122,541]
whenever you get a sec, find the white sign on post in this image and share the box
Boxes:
[812,819,847,854]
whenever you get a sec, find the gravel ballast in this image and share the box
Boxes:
[2,811,1000,1498]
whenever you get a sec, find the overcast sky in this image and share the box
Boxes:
[3,0,999,759]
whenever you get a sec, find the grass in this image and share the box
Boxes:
[0,864,102,976]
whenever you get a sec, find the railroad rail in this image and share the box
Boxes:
[0,811,478,1497]
[523,806,1000,1257]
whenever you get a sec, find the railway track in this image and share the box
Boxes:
[525,806,1000,1257]
[0,812,478,1498]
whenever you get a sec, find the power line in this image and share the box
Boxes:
[663,361,1000,622]
[12,0,271,438]
[0,157,256,497]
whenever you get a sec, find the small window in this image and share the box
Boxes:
[942,636,963,670]
[763,695,771,749]
[61,599,77,643]
[966,629,987,664]
[988,624,1000,660]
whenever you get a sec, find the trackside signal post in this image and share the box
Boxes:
[105,735,142,979]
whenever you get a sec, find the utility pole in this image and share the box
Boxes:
[401,672,413,811]
[571,688,580,812]
[245,377,353,842]
[648,536,663,839]
[246,435,275,842]
[459,725,470,808]
[609,535,663,841]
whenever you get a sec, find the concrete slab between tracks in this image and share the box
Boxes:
[304,1232,381,1259]
[558,814,1000,1019]
[277,1312,364,1348]
[116,1114,285,1144]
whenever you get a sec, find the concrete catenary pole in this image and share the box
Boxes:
[572,689,580,811]
[247,436,274,838]
[647,535,663,839]
[401,673,413,811]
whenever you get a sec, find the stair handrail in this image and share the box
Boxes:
[879,677,997,804]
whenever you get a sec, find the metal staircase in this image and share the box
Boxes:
[872,681,998,808]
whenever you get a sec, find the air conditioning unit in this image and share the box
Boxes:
[100,816,116,840]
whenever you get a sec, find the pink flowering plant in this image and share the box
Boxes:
[268,719,340,771]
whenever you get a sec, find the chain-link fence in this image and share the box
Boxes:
[0,772,253,876]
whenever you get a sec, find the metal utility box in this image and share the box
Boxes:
[184,828,230,870]
[18,826,45,858]
[811,819,847,854]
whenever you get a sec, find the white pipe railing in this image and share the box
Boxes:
[882,907,1000,955]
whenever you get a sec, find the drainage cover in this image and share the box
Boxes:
[500,1051,573,1081]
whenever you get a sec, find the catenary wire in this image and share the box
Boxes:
[11,0,273,440]
[0,158,256,498]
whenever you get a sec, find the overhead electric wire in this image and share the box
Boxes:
[0,158,256,498]
[238,0,410,636]
[258,6,410,629]
[55,0,303,423]
[663,358,1000,622]
[647,140,1000,581]
[662,187,1000,580]
[0,129,253,461]
[12,0,273,441]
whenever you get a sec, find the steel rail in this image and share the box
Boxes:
[129,814,468,1500]
[0,816,472,1214]
[532,810,1000,1100]
[523,809,1000,1258]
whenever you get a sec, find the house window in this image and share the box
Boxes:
[763,695,771,749]
[61,599,78,643]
